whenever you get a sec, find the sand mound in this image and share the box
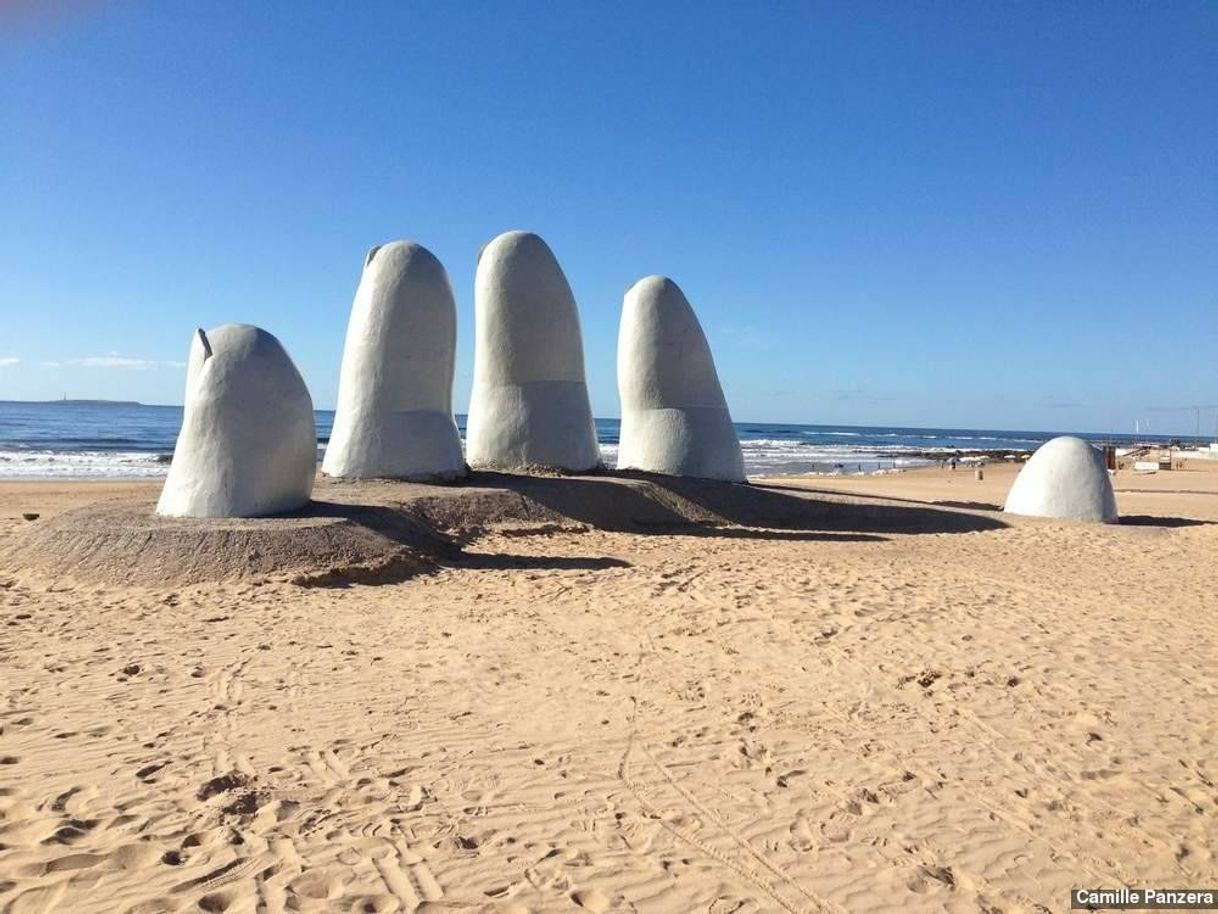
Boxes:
[401,472,1007,536]
[1,473,1005,585]
[2,497,453,586]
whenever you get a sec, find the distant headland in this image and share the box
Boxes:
[0,398,145,407]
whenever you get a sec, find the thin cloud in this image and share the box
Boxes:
[68,354,185,370]
[0,357,19,368]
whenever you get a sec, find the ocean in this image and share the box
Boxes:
[0,400,1204,480]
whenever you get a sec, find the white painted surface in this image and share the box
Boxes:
[157,324,315,517]
[616,276,744,482]
[1004,436,1118,523]
[322,241,465,480]
[465,231,599,471]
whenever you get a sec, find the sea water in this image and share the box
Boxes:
[0,400,1202,480]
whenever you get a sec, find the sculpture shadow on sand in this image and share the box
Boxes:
[446,471,1009,537]
[4,473,1009,589]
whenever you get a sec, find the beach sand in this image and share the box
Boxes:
[2,463,1217,912]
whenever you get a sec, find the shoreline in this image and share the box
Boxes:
[4,443,1217,485]
[7,455,1218,520]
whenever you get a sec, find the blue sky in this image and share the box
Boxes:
[1,1,1215,434]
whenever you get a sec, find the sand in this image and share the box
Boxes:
[1,462,1216,912]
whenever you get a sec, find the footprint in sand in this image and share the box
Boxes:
[47,817,99,845]
[43,852,108,874]
[112,843,163,870]
[50,784,97,815]
[198,888,240,912]
[347,895,404,913]
[571,888,613,912]
[788,815,816,852]
[6,883,67,913]
[287,866,350,900]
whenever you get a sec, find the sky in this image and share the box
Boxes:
[1,1,1215,435]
